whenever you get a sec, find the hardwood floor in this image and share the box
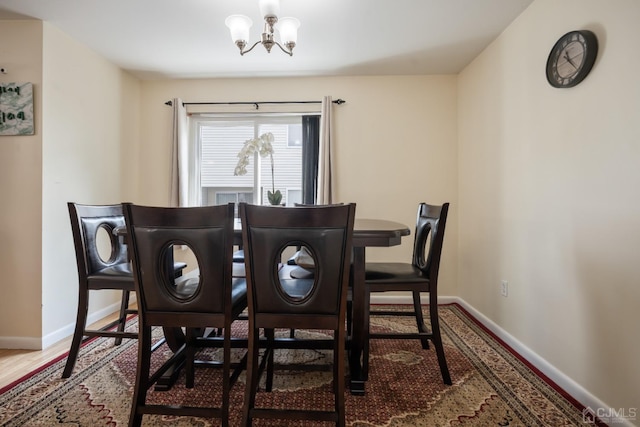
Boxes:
[0,310,122,389]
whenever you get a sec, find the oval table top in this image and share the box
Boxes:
[351,218,410,247]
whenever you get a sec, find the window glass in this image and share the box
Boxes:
[193,116,304,210]
[286,189,302,206]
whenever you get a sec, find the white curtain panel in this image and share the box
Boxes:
[169,98,189,207]
[317,95,333,204]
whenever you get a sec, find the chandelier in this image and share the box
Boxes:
[225,0,300,56]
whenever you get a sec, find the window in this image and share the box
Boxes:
[286,188,302,206]
[191,115,316,210]
[287,124,302,147]
[211,191,254,205]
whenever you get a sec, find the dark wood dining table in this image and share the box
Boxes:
[344,218,410,394]
[116,217,410,395]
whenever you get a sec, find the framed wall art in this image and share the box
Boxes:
[0,82,34,136]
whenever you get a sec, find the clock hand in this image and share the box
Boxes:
[563,52,577,69]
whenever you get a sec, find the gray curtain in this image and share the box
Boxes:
[301,115,320,204]
[169,98,188,207]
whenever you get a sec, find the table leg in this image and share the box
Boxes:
[153,327,187,391]
[349,247,366,395]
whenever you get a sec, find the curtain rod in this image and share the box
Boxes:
[164,99,345,110]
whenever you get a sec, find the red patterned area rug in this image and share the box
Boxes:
[0,304,598,426]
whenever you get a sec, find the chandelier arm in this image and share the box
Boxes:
[239,40,263,56]
[273,41,293,56]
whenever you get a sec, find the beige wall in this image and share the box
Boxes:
[138,76,459,290]
[0,20,43,346]
[0,20,140,348]
[41,24,141,345]
[458,0,639,414]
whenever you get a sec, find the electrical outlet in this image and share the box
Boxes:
[501,280,509,297]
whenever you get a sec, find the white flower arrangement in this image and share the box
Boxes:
[234,132,282,205]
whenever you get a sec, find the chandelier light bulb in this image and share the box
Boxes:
[258,0,280,19]
[278,17,300,45]
[225,15,252,44]
[226,0,298,56]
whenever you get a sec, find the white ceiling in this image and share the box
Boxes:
[0,0,533,80]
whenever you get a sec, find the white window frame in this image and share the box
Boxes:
[189,114,305,207]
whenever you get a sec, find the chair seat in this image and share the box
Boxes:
[365,262,429,284]
[232,249,244,263]
[173,275,247,306]
[232,264,314,295]
[87,263,136,290]
[232,262,246,278]
[289,266,314,279]
[279,265,314,297]
[231,278,248,306]
[286,247,315,268]
[92,262,133,276]
[174,276,199,298]
[88,262,187,289]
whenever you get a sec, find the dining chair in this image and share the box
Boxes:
[239,202,355,427]
[283,202,344,338]
[123,203,247,427]
[63,202,187,379]
[363,202,452,385]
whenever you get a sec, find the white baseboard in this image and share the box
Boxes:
[0,301,124,351]
[0,336,42,351]
[42,302,125,349]
[372,293,635,427]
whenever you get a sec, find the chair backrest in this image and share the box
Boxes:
[123,203,236,326]
[412,202,449,282]
[239,203,356,330]
[68,202,129,279]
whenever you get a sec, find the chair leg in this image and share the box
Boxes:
[114,290,131,345]
[185,328,196,388]
[265,328,275,392]
[412,291,430,349]
[346,300,352,335]
[62,287,89,378]
[221,325,232,427]
[362,286,372,381]
[128,325,152,427]
[242,329,261,427]
[334,329,346,427]
[429,295,451,385]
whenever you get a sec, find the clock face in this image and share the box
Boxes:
[546,30,598,88]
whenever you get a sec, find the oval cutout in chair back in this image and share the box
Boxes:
[414,219,434,271]
[277,244,316,303]
[162,243,200,301]
[95,224,116,263]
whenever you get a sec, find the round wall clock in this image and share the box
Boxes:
[546,30,598,88]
